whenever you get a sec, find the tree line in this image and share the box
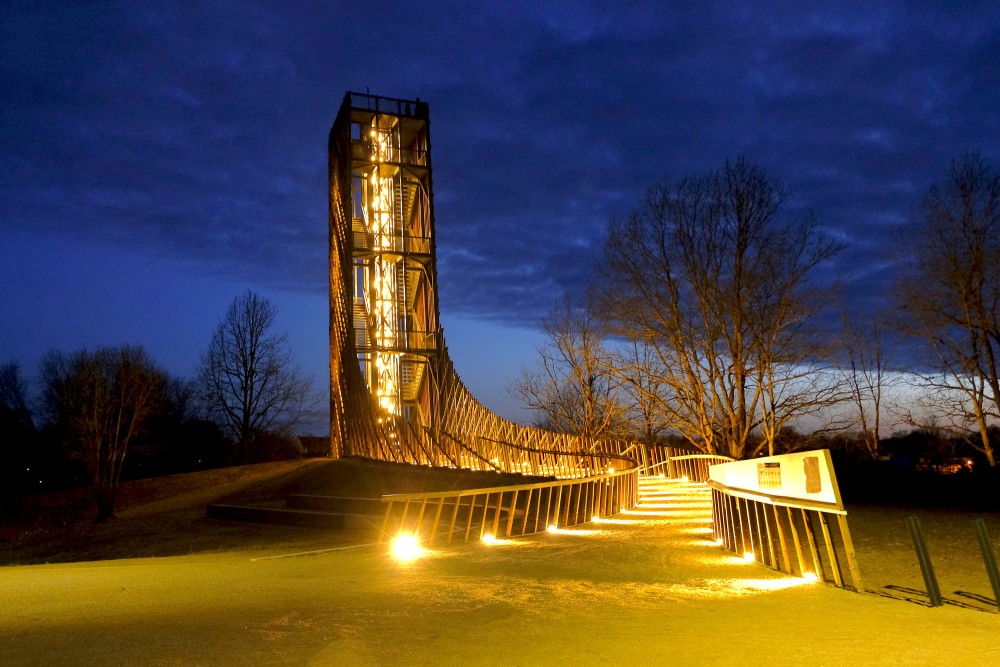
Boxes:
[1,290,316,520]
[513,154,1000,469]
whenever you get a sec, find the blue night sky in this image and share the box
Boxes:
[2,1,999,430]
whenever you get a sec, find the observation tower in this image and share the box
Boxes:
[328,91,634,477]
[327,92,637,546]
[329,93,441,457]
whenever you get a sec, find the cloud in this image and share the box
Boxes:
[2,0,999,332]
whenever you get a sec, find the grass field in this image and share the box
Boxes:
[0,458,546,565]
[2,460,1000,665]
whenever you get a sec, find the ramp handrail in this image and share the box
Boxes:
[650,454,734,482]
[378,465,639,546]
[708,450,863,591]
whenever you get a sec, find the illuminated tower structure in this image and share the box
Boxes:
[329,92,633,473]
[329,93,440,457]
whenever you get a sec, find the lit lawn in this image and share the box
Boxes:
[3,489,999,666]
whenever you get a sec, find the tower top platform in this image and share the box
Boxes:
[340,91,429,120]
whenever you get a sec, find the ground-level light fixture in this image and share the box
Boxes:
[481,533,496,545]
[743,551,755,562]
[391,532,423,562]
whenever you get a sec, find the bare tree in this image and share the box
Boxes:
[836,316,896,461]
[40,346,165,520]
[898,153,1000,466]
[511,293,626,440]
[1,361,35,433]
[755,359,845,457]
[599,158,843,459]
[199,290,314,463]
[2,361,38,495]
[609,339,671,443]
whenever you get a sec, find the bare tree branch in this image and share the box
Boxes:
[897,153,1000,465]
[199,290,316,463]
[40,345,165,520]
[1,361,35,433]
[510,293,627,440]
[599,158,843,459]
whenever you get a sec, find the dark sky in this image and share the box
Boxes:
[2,1,999,426]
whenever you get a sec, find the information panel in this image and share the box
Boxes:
[708,449,843,509]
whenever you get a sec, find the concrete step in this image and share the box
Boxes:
[286,495,383,514]
[206,504,345,528]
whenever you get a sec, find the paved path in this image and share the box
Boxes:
[2,479,998,665]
